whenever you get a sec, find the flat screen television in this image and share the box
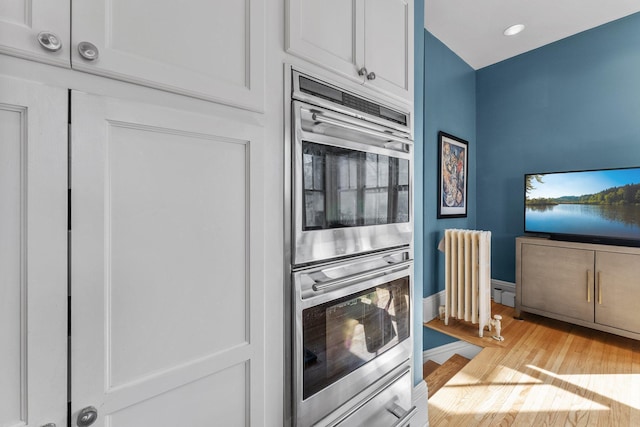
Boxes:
[524,166,640,247]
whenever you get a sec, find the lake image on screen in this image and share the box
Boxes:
[525,168,640,240]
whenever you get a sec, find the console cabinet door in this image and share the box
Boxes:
[71,0,264,112]
[595,251,640,335]
[71,93,265,426]
[0,77,67,427]
[520,243,595,323]
[0,0,70,67]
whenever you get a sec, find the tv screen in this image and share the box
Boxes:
[524,167,640,246]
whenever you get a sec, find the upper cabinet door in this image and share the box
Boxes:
[0,0,70,67]
[363,0,413,101]
[286,0,365,83]
[286,0,413,102]
[71,0,265,112]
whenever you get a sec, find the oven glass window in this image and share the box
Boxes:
[301,277,410,399]
[302,142,409,230]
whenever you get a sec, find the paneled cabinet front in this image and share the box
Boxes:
[0,0,265,111]
[70,93,266,426]
[0,76,68,427]
[286,0,413,102]
[0,0,70,67]
[0,77,267,426]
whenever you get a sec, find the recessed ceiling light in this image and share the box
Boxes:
[503,24,525,36]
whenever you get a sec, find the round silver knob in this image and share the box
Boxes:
[37,32,62,52]
[366,71,376,81]
[78,42,99,61]
[77,406,98,427]
[358,67,368,77]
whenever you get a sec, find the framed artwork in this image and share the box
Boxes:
[437,131,468,218]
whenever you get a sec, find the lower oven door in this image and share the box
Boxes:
[292,249,413,426]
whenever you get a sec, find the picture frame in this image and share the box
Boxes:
[437,131,468,218]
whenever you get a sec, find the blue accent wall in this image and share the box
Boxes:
[420,30,477,350]
[423,30,477,297]
[476,12,640,282]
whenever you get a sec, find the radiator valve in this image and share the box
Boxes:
[490,314,504,341]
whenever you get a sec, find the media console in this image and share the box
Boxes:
[516,236,640,340]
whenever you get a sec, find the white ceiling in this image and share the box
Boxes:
[424,0,640,70]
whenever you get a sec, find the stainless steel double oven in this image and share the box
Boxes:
[286,69,415,426]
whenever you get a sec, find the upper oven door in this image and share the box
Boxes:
[292,100,413,266]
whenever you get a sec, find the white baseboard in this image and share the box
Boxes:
[422,340,482,365]
[412,380,429,427]
[491,279,516,294]
[422,290,445,323]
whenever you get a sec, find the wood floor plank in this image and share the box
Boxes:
[426,354,470,396]
[631,339,640,427]
[423,359,441,378]
[425,302,640,426]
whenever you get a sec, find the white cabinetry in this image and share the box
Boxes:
[0,76,67,427]
[71,0,264,111]
[0,0,70,67]
[1,0,275,423]
[286,0,413,102]
[0,79,267,426]
[362,0,414,100]
[516,237,640,340]
[0,0,265,111]
[70,92,265,426]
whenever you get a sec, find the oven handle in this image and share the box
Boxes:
[311,259,412,292]
[390,405,417,427]
[326,365,415,427]
[311,112,413,148]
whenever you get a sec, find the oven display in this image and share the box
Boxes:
[302,142,409,230]
[301,277,410,399]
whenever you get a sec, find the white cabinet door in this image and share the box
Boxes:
[0,77,68,427]
[287,0,413,101]
[71,0,265,112]
[286,0,365,83]
[70,93,265,426]
[0,0,70,67]
[363,0,413,100]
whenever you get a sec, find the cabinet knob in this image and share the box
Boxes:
[78,42,99,61]
[77,406,98,427]
[358,67,368,77]
[37,32,62,52]
[366,71,376,81]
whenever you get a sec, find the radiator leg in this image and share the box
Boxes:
[489,315,504,341]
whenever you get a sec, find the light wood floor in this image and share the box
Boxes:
[424,302,640,426]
